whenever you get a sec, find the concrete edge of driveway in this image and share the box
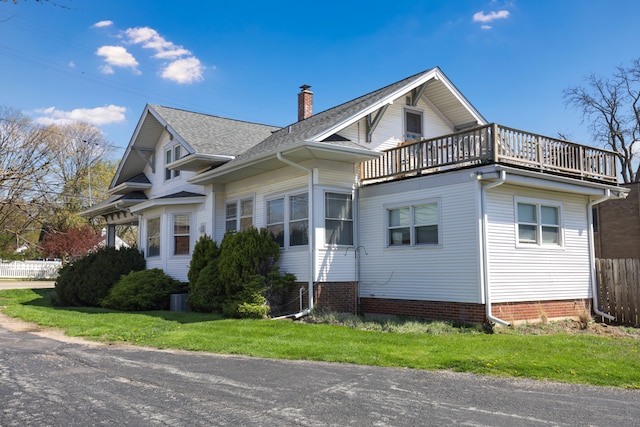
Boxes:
[0,281,55,290]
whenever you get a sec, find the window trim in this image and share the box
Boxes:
[146,216,161,258]
[265,191,309,249]
[515,197,564,248]
[172,212,191,256]
[384,198,441,248]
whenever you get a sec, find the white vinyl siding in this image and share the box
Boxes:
[358,175,481,303]
[486,185,591,303]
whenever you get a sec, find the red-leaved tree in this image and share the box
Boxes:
[41,226,102,263]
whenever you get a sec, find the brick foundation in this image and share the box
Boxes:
[360,297,591,324]
[284,283,591,324]
[492,299,591,323]
[359,297,486,323]
[282,282,357,314]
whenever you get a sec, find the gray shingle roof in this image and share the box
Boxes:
[150,105,281,157]
[228,68,437,164]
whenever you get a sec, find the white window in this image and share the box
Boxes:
[404,108,423,141]
[387,201,439,247]
[165,145,182,180]
[289,193,308,247]
[225,202,237,232]
[325,192,353,246]
[147,217,160,257]
[173,213,190,255]
[516,199,562,246]
[266,192,309,248]
[225,198,254,232]
[267,197,285,247]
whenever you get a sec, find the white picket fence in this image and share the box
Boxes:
[0,260,62,279]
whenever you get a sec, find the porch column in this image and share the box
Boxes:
[106,224,116,248]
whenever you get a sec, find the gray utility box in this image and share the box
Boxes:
[170,293,189,311]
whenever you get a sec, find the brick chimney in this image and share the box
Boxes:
[298,85,313,121]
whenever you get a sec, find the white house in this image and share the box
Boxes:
[83,67,626,324]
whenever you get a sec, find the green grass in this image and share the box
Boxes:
[1,288,639,388]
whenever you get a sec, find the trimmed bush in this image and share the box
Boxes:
[186,228,296,318]
[187,235,219,286]
[101,268,187,311]
[54,246,145,307]
[188,260,226,313]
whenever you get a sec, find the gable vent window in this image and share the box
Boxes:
[405,109,423,141]
[165,145,182,180]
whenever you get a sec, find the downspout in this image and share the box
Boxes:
[480,170,510,326]
[276,152,315,311]
[587,189,615,321]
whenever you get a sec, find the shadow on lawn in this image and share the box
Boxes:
[23,288,225,325]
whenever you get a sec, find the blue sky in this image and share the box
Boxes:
[1,0,639,159]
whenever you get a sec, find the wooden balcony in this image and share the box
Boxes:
[359,123,618,185]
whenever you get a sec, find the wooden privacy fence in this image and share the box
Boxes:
[0,260,62,280]
[595,258,640,327]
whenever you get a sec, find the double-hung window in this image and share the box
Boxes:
[325,192,353,246]
[516,199,562,246]
[289,193,308,246]
[147,217,160,257]
[267,193,309,248]
[387,201,439,247]
[165,145,182,180]
[267,198,285,247]
[225,198,254,232]
[173,213,190,255]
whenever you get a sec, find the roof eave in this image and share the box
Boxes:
[129,196,206,213]
[189,140,379,185]
[168,153,234,172]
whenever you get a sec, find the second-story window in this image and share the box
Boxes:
[165,145,182,180]
[405,109,423,141]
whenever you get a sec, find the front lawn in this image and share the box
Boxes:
[1,288,639,388]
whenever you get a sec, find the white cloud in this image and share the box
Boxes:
[473,10,510,23]
[481,25,492,30]
[68,61,76,68]
[125,27,192,60]
[34,105,127,127]
[92,20,113,28]
[122,26,205,83]
[161,57,204,84]
[95,45,140,75]
[99,64,114,74]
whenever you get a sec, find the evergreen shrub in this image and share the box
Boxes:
[186,228,296,318]
[101,268,187,311]
[54,246,145,307]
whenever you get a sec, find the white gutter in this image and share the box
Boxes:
[587,189,615,321]
[276,152,315,311]
[479,170,510,326]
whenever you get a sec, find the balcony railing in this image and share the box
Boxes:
[359,123,618,184]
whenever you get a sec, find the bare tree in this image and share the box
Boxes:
[43,122,115,233]
[564,58,640,183]
[0,107,55,253]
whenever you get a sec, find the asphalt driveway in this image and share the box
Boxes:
[1,316,639,426]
